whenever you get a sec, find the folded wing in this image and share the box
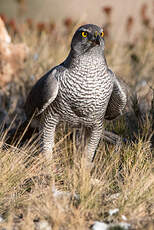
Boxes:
[105,69,128,120]
[24,68,59,119]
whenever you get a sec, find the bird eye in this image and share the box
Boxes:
[82,31,88,37]
[100,32,104,37]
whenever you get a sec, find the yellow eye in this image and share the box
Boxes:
[82,31,88,37]
[100,31,104,37]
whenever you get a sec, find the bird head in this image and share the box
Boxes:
[71,24,105,55]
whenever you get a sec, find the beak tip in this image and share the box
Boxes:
[95,35,101,45]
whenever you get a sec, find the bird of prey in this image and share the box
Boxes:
[24,24,127,162]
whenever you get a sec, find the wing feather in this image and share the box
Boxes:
[24,68,59,119]
[105,69,129,120]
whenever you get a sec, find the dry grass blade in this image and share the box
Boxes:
[0,19,154,230]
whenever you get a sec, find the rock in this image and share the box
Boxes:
[121,215,127,221]
[52,185,79,200]
[52,186,72,199]
[51,185,79,212]
[108,208,119,216]
[0,17,29,86]
[108,193,120,200]
[0,17,11,43]
[91,221,131,230]
[35,220,52,230]
[0,215,4,223]
[115,222,131,230]
[91,221,108,230]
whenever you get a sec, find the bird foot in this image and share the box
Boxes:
[102,130,126,145]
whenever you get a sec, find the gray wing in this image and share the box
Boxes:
[24,68,59,119]
[105,68,129,120]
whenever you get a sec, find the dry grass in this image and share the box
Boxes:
[0,20,153,230]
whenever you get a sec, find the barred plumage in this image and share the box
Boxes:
[24,24,127,162]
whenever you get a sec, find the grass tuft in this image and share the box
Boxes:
[0,21,153,229]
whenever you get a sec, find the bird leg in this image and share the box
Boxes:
[85,124,103,162]
[40,115,58,160]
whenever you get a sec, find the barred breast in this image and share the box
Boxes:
[49,54,113,126]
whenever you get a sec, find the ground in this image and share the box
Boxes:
[0,18,153,230]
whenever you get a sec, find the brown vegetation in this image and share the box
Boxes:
[0,12,153,230]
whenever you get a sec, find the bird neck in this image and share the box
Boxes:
[63,48,107,69]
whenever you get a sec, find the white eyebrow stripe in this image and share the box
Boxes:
[78,28,104,34]
[78,28,91,33]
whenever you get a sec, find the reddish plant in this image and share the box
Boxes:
[102,6,112,30]
[140,3,147,19]
[0,14,7,24]
[142,17,150,27]
[63,17,73,28]
[48,22,56,33]
[26,18,33,30]
[140,3,150,28]
[126,16,134,34]
[8,19,18,33]
[37,22,46,33]
[102,6,112,16]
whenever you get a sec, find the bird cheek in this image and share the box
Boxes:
[101,39,105,47]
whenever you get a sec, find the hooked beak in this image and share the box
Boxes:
[95,35,101,45]
[90,33,101,46]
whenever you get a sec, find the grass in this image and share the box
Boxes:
[0,20,154,229]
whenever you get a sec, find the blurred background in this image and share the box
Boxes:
[0,0,153,128]
[0,0,154,41]
[0,2,153,229]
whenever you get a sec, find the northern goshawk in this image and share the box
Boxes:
[24,24,127,162]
